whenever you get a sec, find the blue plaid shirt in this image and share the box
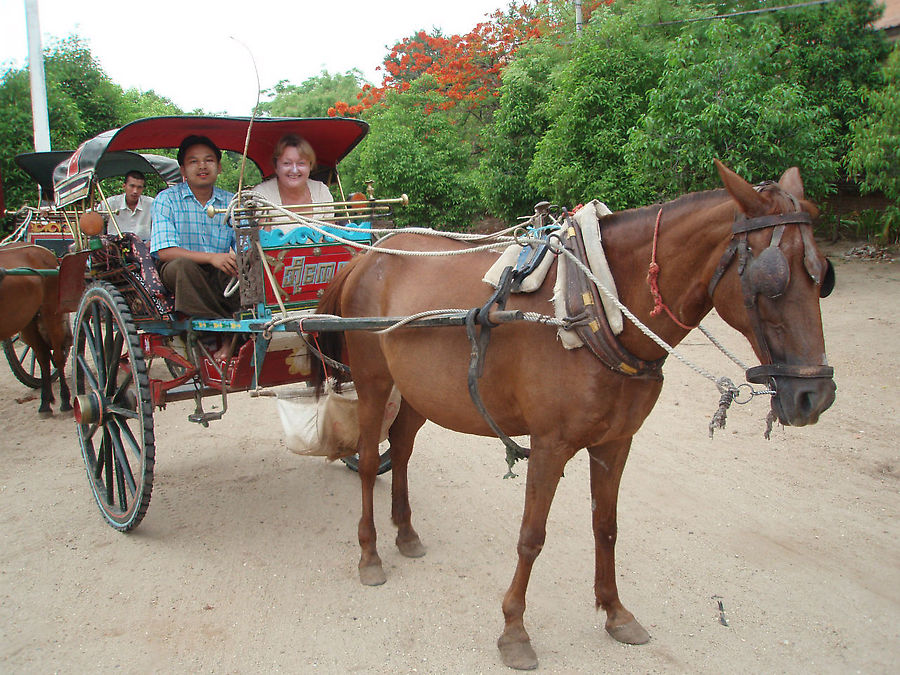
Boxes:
[150,182,235,257]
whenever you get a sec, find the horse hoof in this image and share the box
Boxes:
[59,403,73,413]
[359,564,387,587]
[396,536,426,558]
[497,635,538,670]
[606,619,650,645]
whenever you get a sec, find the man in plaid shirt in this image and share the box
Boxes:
[151,135,240,318]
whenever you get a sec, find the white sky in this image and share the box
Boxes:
[0,0,509,115]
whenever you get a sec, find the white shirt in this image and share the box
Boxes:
[101,193,154,240]
[250,177,334,230]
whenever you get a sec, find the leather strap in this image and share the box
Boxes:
[563,216,665,380]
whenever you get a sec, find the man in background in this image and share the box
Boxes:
[101,170,153,240]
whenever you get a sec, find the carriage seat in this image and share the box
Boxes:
[110,232,178,320]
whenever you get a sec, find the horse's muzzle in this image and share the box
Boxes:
[771,375,836,426]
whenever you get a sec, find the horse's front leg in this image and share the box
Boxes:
[389,399,426,558]
[498,444,570,670]
[588,438,650,645]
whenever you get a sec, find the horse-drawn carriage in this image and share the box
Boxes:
[2,113,838,670]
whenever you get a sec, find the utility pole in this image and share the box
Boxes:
[575,0,584,35]
[24,0,51,152]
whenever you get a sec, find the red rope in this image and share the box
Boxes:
[646,207,697,331]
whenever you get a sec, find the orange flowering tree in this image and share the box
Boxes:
[329,1,607,121]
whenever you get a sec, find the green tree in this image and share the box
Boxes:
[527,3,673,210]
[775,0,890,165]
[477,39,566,220]
[259,70,367,118]
[341,77,482,229]
[0,68,85,211]
[120,88,183,123]
[847,44,900,241]
[626,19,839,200]
[43,36,126,137]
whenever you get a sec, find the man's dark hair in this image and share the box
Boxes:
[124,170,146,183]
[177,135,222,166]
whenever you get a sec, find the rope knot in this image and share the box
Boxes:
[646,261,663,317]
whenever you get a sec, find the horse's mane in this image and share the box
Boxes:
[600,188,729,230]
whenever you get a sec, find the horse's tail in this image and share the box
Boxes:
[309,254,362,393]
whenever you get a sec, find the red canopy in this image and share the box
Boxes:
[103,116,369,175]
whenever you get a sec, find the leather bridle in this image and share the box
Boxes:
[707,186,834,386]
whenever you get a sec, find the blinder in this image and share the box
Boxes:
[745,225,791,299]
[820,258,835,298]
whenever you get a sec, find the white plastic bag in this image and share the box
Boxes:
[276,380,400,459]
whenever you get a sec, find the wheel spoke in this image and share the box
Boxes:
[83,311,104,386]
[107,404,140,421]
[75,354,101,392]
[112,415,144,462]
[105,332,125,397]
[108,423,137,499]
[102,428,114,505]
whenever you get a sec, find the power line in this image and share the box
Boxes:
[655,0,843,27]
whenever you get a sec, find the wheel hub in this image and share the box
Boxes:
[73,391,103,425]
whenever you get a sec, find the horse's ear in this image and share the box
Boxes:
[778,167,805,201]
[714,158,767,217]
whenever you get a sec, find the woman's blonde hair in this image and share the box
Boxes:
[272,134,316,169]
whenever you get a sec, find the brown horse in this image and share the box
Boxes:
[0,242,72,416]
[311,161,836,669]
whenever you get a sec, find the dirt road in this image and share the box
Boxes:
[1,252,897,673]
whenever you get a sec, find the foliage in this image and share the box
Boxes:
[339,78,481,230]
[259,70,367,118]
[0,62,86,210]
[847,44,900,242]
[774,0,890,165]
[527,2,674,210]
[1,37,184,222]
[477,39,567,220]
[120,88,183,123]
[626,18,839,200]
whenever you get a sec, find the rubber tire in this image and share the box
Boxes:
[2,335,60,389]
[342,445,392,475]
[73,282,155,532]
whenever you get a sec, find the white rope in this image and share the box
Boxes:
[225,194,748,392]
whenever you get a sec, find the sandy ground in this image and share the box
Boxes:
[0,251,897,673]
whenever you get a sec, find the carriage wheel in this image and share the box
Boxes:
[2,335,60,389]
[341,445,392,475]
[72,282,155,532]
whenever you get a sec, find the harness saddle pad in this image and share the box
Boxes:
[482,200,623,349]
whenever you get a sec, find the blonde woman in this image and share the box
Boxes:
[252,134,334,230]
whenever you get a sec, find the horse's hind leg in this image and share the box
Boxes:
[498,443,571,671]
[42,312,72,412]
[588,438,650,645]
[53,317,72,412]
[389,399,426,558]
[355,379,396,586]
[20,321,53,417]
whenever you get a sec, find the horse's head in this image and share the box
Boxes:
[709,160,836,427]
